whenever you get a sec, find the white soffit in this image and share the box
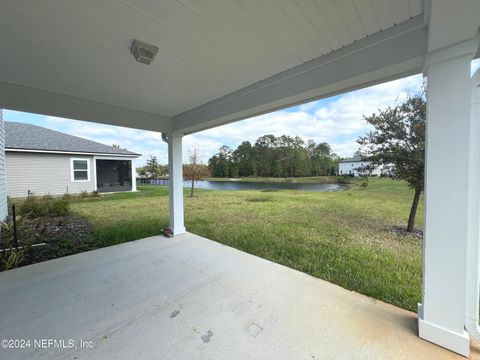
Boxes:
[0,0,423,126]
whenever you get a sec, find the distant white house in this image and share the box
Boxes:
[5,122,141,198]
[338,156,383,177]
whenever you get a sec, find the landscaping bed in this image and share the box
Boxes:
[21,216,96,265]
[1,195,96,270]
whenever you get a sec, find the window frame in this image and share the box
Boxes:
[70,158,91,182]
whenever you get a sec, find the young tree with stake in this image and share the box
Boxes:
[184,145,210,197]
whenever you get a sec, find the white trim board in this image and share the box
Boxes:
[70,158,91,183]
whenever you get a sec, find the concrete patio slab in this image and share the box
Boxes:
[0,233,478,359]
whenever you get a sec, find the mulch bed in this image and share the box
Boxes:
[388,226,423,240]
[19,216,97,266]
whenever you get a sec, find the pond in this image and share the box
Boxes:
[190,181,346,192]
[141,179,346,192]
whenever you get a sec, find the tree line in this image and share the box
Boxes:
[208,135,339,178]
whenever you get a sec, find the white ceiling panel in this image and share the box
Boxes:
[0,0,424,122]
[370,0,395,30]
[354,0,380,35]
[335,0,367,41]
[408,0,424,18]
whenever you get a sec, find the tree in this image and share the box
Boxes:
[184,145,210,197]
[358,94,426,232]
[145,155,161,178]
[208,134,339,178]
[157,164,169,176]
[234,141,255,176]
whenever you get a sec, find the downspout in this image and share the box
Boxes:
[465,68,480,342]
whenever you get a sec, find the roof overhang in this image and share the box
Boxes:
[0,0,478,135]
[172,16,427,135]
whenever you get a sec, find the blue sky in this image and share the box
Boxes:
[4,60,480,167]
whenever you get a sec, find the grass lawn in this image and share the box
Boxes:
[70,178,423,312]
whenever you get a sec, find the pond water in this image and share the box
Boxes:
[187,180,346,192]
[140,179,346,192]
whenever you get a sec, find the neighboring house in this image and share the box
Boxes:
[5,122,141,198]
[338,156,383,177]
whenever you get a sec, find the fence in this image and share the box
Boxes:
[137,178,169,186]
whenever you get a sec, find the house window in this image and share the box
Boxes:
[71,158,90,182]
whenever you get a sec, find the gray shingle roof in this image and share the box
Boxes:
[5,122,140,156]
[339,155,363,163]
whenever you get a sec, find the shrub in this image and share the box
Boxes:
[19,195,70,218]
[79,191,90,198]
[360,182,368,188]
[0,214,37,271]
[336,176,351,184]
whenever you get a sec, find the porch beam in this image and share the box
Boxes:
[418,39,478,357]
[171,16,427,135]
[167,134,185,235]
[0,81,172,133]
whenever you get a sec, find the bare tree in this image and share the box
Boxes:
[183,145,210,197]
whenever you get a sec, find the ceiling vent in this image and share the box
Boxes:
[130,39,159,65]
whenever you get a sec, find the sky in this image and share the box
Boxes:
[4,60,480,167]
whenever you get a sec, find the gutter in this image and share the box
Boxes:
[5,148,140,157]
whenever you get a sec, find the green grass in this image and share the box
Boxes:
[70,178,423,312]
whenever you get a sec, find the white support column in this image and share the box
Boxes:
[131,160,137,192]
[418,39,478,357]
[92,156,98,192]
[167,134,185,235]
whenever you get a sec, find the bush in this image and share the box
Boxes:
[79,191,90,198]
[62,193,73,201]
[18,195,70,218]
[336,176,351,184]
[0,214,38,271]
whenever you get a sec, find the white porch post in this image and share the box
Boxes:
[418,40,478,356]
[167,134,185,235]
[131,160,137,192]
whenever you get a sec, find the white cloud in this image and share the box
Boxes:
[197,73,423,157]
[7,72,424,166]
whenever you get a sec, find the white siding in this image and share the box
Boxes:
[0,110,7,219]
[338,161,382,177]
[5,152,95,198]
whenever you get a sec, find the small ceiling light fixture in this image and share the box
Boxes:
[130,39,159,65]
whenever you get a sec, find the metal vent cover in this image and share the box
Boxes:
[130,39,159,65]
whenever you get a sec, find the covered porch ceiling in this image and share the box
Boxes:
[1,0,477,135]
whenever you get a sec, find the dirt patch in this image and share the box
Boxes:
[388,226,423,240]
